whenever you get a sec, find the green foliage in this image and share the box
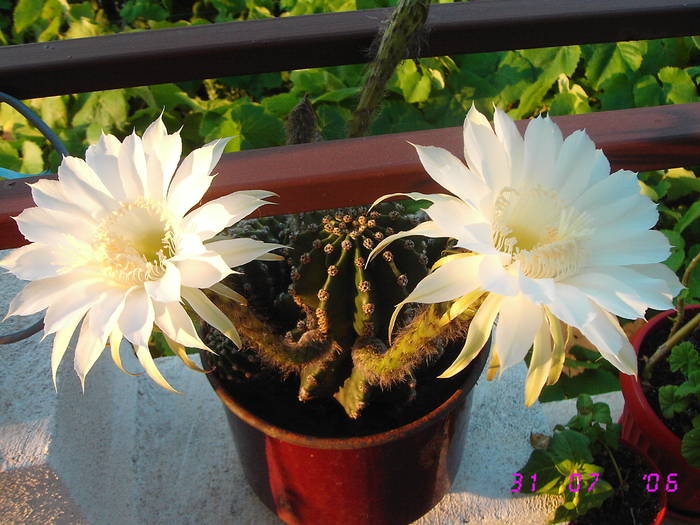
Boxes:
[658,342,700,468]
[518,395,618,523]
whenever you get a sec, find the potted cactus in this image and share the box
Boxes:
[199,204,489,525]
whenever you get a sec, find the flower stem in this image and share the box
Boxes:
[668,251,700,338]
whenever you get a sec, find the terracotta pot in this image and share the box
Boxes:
[201,345,488,525]
[619,305,700,521]
[620,439,668,525]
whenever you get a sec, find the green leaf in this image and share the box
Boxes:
[599,74,633,111]
[312,87,360,104]
[576,394,594,414]
[668,341,700,375]
[518,449,562,494]
[675,201,700,234]
[592,403,612,425]
[290,69,328,96]
[120,0,168,23]
[550,430,593,467]
[658,67,699,104]
[40,96,68,129]
[633,75,662,107]
[72,90,128,130]
[13,0,43,34]
[20,140,43,173]
[585,41,646,89]
[661,229,685,271]
[317,104,351,140]
[394,61,432,104]
[232,103,285,149]
[262,93,300,118]
[0,141,21,171]
[664,167,700,201]
[658,385,689,419]
[149,84,202,111]
[681,427,700,468]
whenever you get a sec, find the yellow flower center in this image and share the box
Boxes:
[94,198,176,286]
[491,186,592,279]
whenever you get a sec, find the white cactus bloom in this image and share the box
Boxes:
[1,116,284,391]
[368,106,682,406]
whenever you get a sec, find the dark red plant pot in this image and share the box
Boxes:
[619,305,700,522]
[620,438,668,525]
[201,346,488,525]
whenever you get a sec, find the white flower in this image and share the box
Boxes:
[368,106,683,405]
[1,116,283,391]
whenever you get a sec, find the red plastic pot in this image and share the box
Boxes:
[620,305,700,521]
[201,346,488,525]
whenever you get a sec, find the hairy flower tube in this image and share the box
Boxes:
[368,106,683,406]
[1,117,283,391]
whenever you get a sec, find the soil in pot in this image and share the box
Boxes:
[638,316,700,443]
[571,444,665,525]
[202,327,476,437]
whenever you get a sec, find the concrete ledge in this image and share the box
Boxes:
[0,249,680,524]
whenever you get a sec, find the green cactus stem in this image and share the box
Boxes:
[348,0,430,137]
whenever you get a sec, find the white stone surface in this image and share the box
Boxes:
[0,248,682,525]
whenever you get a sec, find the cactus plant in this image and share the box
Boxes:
[207,204,478,419]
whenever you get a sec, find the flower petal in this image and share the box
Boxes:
[182,190,276,240]
[209,282,248,305]
[478,254,519,296]
[57,156,117,218]
[463,106,510,191]
[144,262,181,303]
[118,131,149,200]
[181,287,241,347]
[579,306,637,375]
[523,115,563,190]
[51,311,83,390]
[411,143,490,208]
[402,254,485,305]
[438,292,503,378]
[176,251,232,288]
[546,283,597,329]
[14,206,95,245]
[0,243,65,281]
[492,294,543,371]
[555,130,601,203]
[28,178,91,219]
[524,316,553,407]
[167,137,231,217]
[117,288,155,348]
[366,220,449,265]
[85,132,125,199]
[628,263,683,298]
[42,280,106,336]
[585,229,671,266]
[73,315,108,390]
[493,107,524,186]
[423,198,496,254]
[153,300,209,350]
[142,115,182,199]
[573,170,641,215]
[205,238,286,268]
[109,328,140,376]
[163,333,207,372]
[135,345,180,393]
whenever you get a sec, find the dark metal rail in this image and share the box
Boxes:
[2,102,699,249]
[1,0,699,99]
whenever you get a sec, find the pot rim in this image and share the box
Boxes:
[200,342,489,450]
[622,304,700,447]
